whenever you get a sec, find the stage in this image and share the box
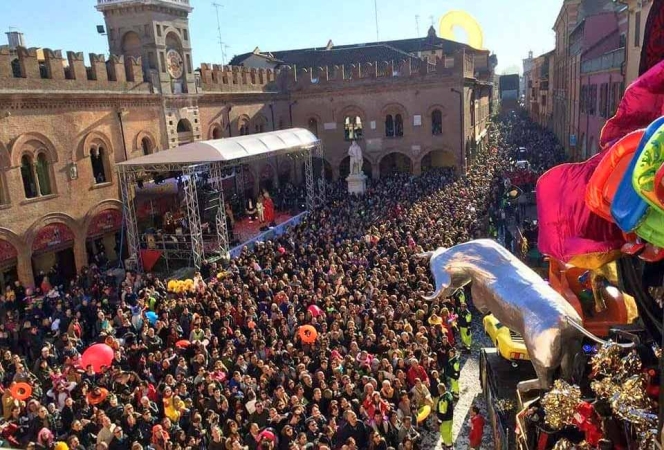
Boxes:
[231,211,294,243]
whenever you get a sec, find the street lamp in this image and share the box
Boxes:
[450,88,465,173]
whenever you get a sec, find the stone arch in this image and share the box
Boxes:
[237,114,251,135]
[0,227,26,256]
[10,132,59,167]
[134,130,158,154]
[25,212,82,250]
[121,31,142,59]
[380,102,409,118]
[83,199,123,234]
[419,148,457,172]
[164,30,183,51]
[252,114,268,134]
[378,151,413,177]
[208,123,223,140]
[426,104,449,117]
[78,130,113,161]
[340,105,366,141]
[304,113,322,137]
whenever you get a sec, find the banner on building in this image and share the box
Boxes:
[0,240,17,264]
[32,224,75,253]
[88,209,123,239]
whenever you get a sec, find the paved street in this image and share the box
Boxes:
[423,315,495,449]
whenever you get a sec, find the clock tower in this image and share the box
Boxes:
[96,0,201,147]
[96,0,197,95]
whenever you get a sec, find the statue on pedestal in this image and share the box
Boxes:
[348,141,364,175]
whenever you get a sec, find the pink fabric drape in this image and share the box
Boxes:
[536,153,625,264]
[600,61,664,149]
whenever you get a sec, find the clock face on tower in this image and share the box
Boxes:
[166,49,184,79]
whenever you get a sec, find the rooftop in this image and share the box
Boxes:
[229,26,481,67]
[96,0,192,12]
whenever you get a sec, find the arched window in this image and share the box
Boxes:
[395,114,404,137]
[431,109,443,135]
[254,121,265,134]
[308,118,318,137]
[239,122,249,136]
[21,155,38,199]
[141,137,153,155]
[35,153,52,196]
[177,120,192,133]
[344,116,363,141]
[385,115,394,137]
[211,127,222,140]
[90,146,108,184]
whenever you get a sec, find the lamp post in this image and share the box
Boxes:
[450,87,465,173]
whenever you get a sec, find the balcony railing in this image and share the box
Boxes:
[581,48,625,74]
[97,0,190,6]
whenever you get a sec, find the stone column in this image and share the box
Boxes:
[17,252,35,288]
[413,159,422,176]
[73,235,88,274]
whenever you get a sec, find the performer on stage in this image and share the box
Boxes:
[263,192,275,226]
[257,197,265,223]
[245,197,257,222]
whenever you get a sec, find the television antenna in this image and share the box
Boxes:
[373,0,379,41]
[415,15,420,37]
[212,2,225,65]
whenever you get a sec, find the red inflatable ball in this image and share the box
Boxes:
[81,343,114,373]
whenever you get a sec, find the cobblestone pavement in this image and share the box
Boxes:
[421,315,496,450]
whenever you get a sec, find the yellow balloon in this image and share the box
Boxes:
[438,11,484,50]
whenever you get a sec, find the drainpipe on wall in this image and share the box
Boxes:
[116,108,129,162]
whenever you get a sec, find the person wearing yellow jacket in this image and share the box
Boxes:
[457,302,472,353]
[436,383,454,449]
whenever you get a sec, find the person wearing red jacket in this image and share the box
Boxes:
[406,359,429,388]
[469,406,485,449]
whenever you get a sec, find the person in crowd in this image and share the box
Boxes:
[469,405,485,450]
[0,114,564,450]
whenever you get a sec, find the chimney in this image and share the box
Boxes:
[6,31,25,50]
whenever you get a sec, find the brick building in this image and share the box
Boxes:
[526,50,555,128]
[0,0,495,288]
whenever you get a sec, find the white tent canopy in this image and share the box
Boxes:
[117,128,319,167]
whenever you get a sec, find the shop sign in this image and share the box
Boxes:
[88,209,123,239]
[0,240,17,263]
[32,224,75,252]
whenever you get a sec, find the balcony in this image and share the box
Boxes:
[581,48,625,74]
[96,0,192,11]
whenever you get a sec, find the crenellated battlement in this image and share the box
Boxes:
[278,51,476,91]
[0,45,150,92]
[198,64,279,93]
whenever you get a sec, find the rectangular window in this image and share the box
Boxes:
[600,83,608,118]
[159,52,166,73]
[147,52,157,70]
[186,54,192,74]
[590,85,597,115]
[541,95,547,106]
[144,24,150,37]
[183,29,189,41]
[444,57,454,68]
[619,33,626,48]
[635,12,641,47]
[156,24,162,37]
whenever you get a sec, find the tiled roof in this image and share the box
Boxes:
[229,31,477,67]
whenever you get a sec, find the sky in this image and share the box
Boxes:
[0,0,563,74]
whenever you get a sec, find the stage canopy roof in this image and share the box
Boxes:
[117,128,319,169]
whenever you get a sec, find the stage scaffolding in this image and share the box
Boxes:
[116,129,324,271]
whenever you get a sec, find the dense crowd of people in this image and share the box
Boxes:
[0,112,562,450]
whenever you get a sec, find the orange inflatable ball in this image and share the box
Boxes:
[10,382,32,401]
[298,325,318,344]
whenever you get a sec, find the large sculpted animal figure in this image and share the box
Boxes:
[418,239,624,392]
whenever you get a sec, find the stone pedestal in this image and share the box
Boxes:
[346,173,367,195]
